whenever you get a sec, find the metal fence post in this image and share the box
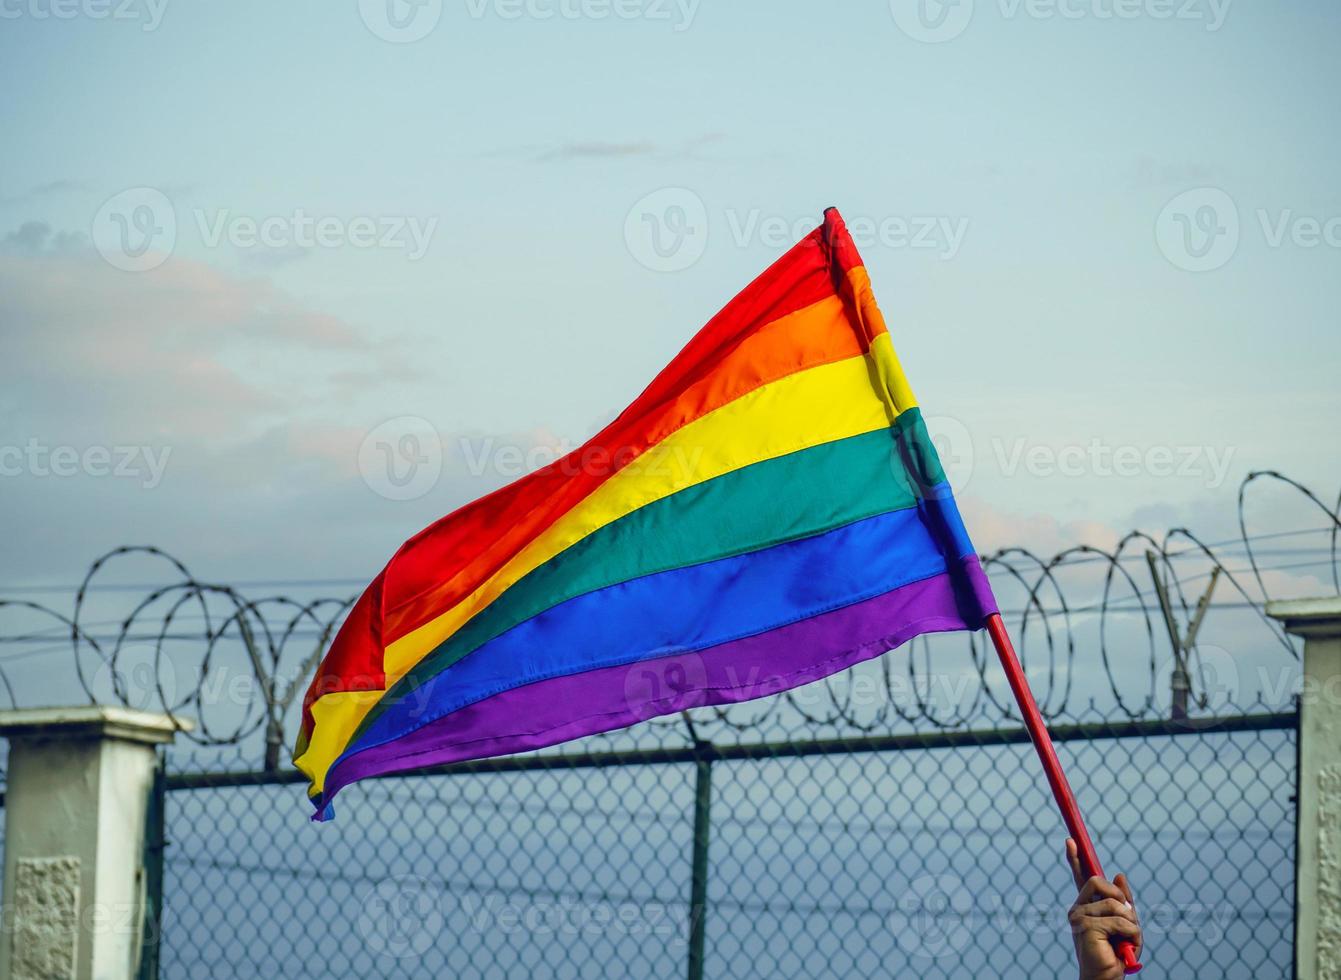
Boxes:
[687,743,713,980]
[136,753,167,980]
[1267,597,1341,980]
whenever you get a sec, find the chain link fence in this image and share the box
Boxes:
[3,470,1330,978]
[159,700,1296,979]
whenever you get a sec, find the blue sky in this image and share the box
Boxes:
[2,0,1339,590]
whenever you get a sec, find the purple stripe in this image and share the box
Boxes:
[316,557,995,814]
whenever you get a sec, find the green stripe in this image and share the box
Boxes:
[355,409,943,743]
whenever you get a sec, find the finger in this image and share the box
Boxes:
[1114,873,1136,910]
[1065,839,1084,890]
[1078,915,1142,940]
[1076,875,1125,905]
[1071,898,1138,923]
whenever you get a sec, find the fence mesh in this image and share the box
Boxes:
[5,469,1331,978]
[160,703,1296,980]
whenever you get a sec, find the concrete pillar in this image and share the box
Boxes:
[0,706,191,980]
[1267,597,1341,980]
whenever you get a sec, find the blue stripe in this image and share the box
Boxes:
[341,492,975,761]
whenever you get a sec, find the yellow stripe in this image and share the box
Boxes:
[298,348,916,793]
[303,689,383,795]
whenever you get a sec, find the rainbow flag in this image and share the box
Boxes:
[295,207,997,819]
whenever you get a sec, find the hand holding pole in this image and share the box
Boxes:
[985,613,1143,975]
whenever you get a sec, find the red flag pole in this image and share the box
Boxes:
[985,612,1143,975]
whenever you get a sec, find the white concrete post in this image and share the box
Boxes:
[1267,597,1341,980]
[0,706,192,980]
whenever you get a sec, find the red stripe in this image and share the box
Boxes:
[822,207,866,279]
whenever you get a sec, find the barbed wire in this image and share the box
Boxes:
[664,470,1338,734]
[0,545,350,762]
[0,470,1335,761]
